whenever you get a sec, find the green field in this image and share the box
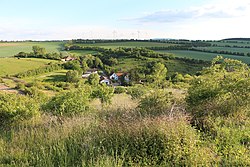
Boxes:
[24,70,68,82]
[0,42,64,58]
[157,50,250,64]
[208,41,250,47]
[67,50,98,57]
[72,41,176,48]
[0,58,59,76]
[198,46,250,54]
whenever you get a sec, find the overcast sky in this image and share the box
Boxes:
[0,0,249,40]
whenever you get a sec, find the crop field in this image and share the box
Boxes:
[208,41,250,47]
[0,42,64,58]
[197,46,250,54]
[157,50,250,64]
[0,58,59,76]
[72,41,177,48]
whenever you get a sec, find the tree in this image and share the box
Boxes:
[88,73,100,86]
[148,62,167,86]
[32,46,46,55]
[92,85,114,105]
[81,61,89,74]
[66,70,79,83]
[93,57,103,68]
[64,60,83,73]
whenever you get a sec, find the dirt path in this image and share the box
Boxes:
[0,83,20,94]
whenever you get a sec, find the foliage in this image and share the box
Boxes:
[147,62,168,86]
[187,56,250,122]
[88,73,100,86]
[114,86,126,94]
[63,60,83,73]
[126,86,146,99]
[0,93,40,125]
[138,90,174,116]
[92,85,114,104]
[66,70,79,83]
[43,87,91,116]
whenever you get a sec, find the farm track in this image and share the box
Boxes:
[0,83,20,94]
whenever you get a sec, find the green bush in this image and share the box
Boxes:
[0,93,40,125]
[127,86,146,99]
[114,86,126,94]
[43,87,92,116]
[138,90,174,116]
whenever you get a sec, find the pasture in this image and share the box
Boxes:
[157,50,250,64]
[0,42,64,58]
[0,58,59,76]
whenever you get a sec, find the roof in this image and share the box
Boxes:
[116,72,124,77]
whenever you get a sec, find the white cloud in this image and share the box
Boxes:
[125,0,250,24]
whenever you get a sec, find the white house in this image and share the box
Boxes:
[110,72,124,81]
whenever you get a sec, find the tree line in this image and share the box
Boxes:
[14,46,63,60]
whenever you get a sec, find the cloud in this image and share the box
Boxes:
[123,0,250,24]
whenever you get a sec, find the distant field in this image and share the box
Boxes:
[0,58,58,76]
[157,50,250,64]
[0,42,64,58]
[208,41,250,47]
[197,46,250,54]
[67,50,98,57]
[73,41,176,48]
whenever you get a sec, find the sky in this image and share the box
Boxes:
[0,0,250,40]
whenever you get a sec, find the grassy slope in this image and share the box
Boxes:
[157,50,250,64]
[0,58,59,76]
[0,42,64,58]
[24,70,68,83]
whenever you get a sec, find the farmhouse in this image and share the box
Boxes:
[61,56,77,62]
[110,72,124,81]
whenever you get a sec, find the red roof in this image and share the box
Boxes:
[116,72,124,77]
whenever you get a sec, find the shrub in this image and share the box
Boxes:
[114,86,126,94]
[127,86,146,99]
[43,87,92,116]
[88,73,100,86]
[138,90,174,116]
[0,93,40,125]
[66,70,79,83]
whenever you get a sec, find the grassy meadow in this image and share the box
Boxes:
[0,42,64,58]
[157,50,250,64]
[0,58,59,76]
